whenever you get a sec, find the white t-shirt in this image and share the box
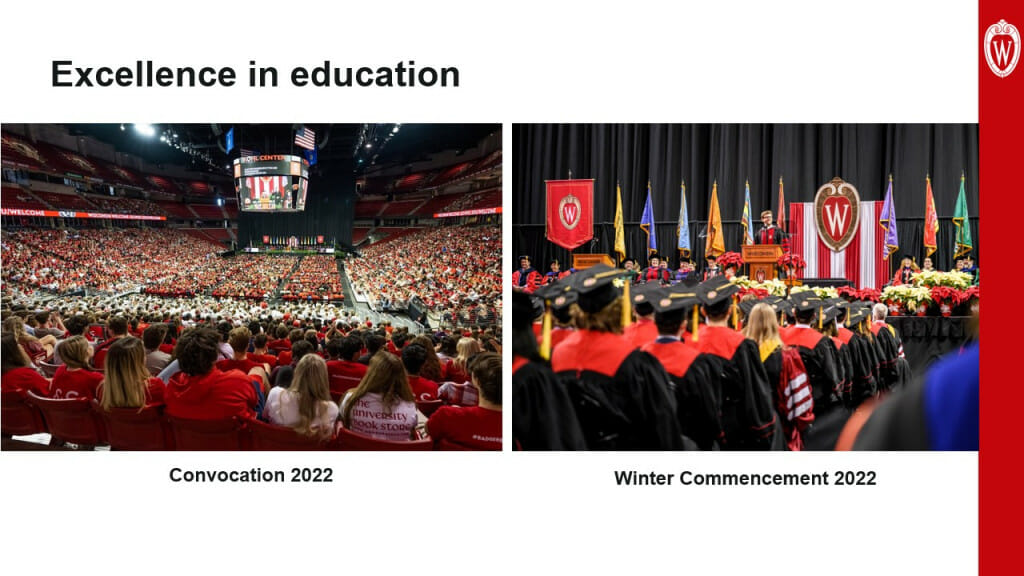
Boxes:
[264,387,339,434]
[340,391,417,441]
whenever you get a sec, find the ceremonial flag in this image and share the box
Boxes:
[741,180,754,245]
[294,126,316,150]
[705,180,725,258]
[544,179,594,250]
[614,182,626,263]
[262,235,269,244]
[304,146,318,166]
[879,175,899,260]
[677,181,690,258]
[640,182,657,254]
[225,127,235,152]
[953,173,973,257]
[777,176,786,233]
[923,175,939,258]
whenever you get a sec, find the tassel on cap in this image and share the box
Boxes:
[539,303,553,361]
[691,304,700,342]
[621,280,632,329]
[818,306,823,330]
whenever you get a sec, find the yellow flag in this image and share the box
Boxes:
[705,180,725,258]
[614,182,626,263]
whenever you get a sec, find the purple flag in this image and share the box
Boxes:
[879,177,899,260]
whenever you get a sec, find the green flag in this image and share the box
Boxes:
[953,173,972,258]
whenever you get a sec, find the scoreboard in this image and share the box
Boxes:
[233,154,309,212]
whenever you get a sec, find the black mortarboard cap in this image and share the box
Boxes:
[535,274,579,313]
[697,275,740,307]
[574,264,628,314]
[650,285,701,314]
[790,293,824,313]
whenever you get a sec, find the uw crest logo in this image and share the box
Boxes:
[559,193,582,230]
[814,177,861,252]
[985,19,1020,78]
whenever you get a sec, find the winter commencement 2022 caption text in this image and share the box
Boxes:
[614,470,878,487]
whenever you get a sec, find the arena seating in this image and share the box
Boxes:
[352,227,372,244]
[354,200,386,218]
[156,201,199,219]
[378,199,424,217]
[2,185,47,210]
[31,190,97,211]
[189,204,225,220]
[411,193,463,216]
[280,255,344,302]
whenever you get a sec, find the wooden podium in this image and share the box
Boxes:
[572,253,615,270]
[742,244,783,281]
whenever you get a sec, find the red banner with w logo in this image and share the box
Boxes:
[545,179,594,250]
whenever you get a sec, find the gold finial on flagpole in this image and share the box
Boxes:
[889,173,893,182]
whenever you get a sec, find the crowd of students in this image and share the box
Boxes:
[2,228,228,295]
[512,264,978,451]
[1,300,503,450]
[346,225,501,318]
[280,255,345,302]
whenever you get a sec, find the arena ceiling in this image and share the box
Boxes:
[65,123,499,176]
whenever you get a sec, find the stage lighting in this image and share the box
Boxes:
[366,143,373,149]
[392,125,400,134]
[134,123,156,137]
[160,135,167,142]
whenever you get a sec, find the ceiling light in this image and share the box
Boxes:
[133,124,156,137]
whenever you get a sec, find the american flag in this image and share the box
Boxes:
[294,127,316,150]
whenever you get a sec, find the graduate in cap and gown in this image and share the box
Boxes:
[694,276,779,449]
[780,294,843,419]
[642,285,721,450]
[550,264,684,450]
[511,289,586,450]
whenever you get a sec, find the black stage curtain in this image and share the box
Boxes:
[888,316,975,375]
[513,124,979,274]
[238,169,356,247]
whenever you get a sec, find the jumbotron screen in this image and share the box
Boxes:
[233,154,310,212]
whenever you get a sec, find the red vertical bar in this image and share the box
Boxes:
[980,1,1021,573]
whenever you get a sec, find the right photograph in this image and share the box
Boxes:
[511,124,979,451]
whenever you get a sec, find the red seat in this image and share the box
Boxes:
[94,401,172,450]
[436,438,476,451]
[1,390,47,437]
[333,426,433,451]
[165,415,247,450]
[247,419,330,451]
[416,399,443,418]
[26,391,107,448]
[38,361,60,378]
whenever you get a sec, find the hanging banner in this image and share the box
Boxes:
[814,177,861,252]
[545,179,594,250]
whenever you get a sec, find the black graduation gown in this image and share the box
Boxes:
[872,322,902,391]
[844,332,878,407]
[552,330,684,450]
[512,355,587,450]
[642,340,721,450]
[782,327,842,417]
[831,336,855,406]
[697,326,778,450]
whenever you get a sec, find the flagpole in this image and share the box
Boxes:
[887,174,893,284]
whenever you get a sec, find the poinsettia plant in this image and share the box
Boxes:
[778,253,806,270]
[838,286,882,303]
[790,285,840,299]
[730,276,788,297]
[717,252,744,270]
[912,270,973,289]
[882,285,933,310]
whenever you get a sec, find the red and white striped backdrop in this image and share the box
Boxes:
[788,201,888,290]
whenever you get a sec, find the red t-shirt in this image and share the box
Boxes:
[408,375,439,401]
[1,366,50,396]
[277,350,293,366]
[164,368,258,420]
[96,377,166,406]
[427,405,502,450]
[326,360,368,398]
[50,365,104,400]
[247,352,278,369]
[216,358,262,375]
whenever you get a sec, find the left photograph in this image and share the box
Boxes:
[1,123,503,451]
